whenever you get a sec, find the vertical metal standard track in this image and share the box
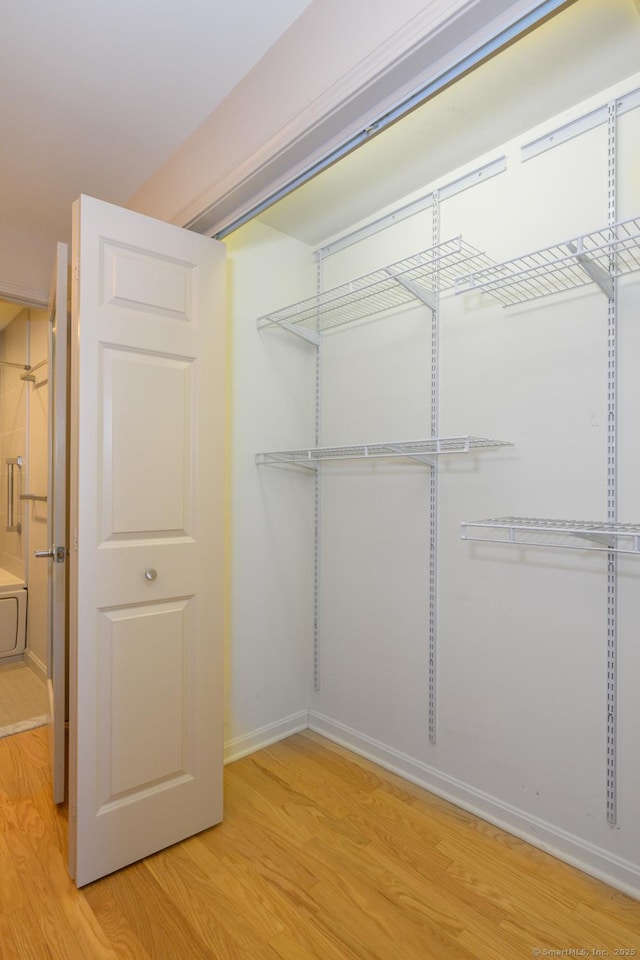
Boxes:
[428,192,440,742]
[313,252,323,691]
[606,101,618,824]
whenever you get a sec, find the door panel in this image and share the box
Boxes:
[100,347,194,538]
[69,195,226,886]
[102,240,195,320]
[98,599,194,802]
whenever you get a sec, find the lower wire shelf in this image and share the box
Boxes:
[256,436,511,468]
[461,517,640,555]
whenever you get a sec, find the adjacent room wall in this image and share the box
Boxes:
[0,310,29,579]
[25,309,50,678]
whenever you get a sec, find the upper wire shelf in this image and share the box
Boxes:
[460,516,640,555]
[257,436,512,468]
[256,237,496,340]
[454,216,640,306]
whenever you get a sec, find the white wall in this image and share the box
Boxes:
[228,75,640,895]
[0,225,55,307]
[223,220,318,757]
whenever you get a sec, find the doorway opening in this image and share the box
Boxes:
[0,298,50,738]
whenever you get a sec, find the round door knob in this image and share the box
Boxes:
[144,568,158,582]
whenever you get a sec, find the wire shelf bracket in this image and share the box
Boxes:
[384,268,438,311]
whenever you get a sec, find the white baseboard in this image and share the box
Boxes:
[24,649,47,682]
[308,710,640,900]
[224,710,309,764]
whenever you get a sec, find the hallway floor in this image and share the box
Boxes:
[0,662,48,738]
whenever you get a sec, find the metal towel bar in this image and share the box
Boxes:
[6,457,23,532]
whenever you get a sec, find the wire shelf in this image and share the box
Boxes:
[454,216,640,305]
[257,436,512,467]
[257,237,495,336]
[460,516,640,555]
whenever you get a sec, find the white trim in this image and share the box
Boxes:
[24,649,47,683]
[0,277,49,308]
[224,710,309,764]
[308,710,640,900]
[0,715,48,739]
[179,0,480,229]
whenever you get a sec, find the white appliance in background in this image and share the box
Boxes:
[0,573,27,661]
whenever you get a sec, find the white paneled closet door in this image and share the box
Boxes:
[68,195,226,887]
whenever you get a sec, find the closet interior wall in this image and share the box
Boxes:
[226,73,640,895]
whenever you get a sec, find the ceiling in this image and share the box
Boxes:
[0,0,313,244]
[259,0,640,246]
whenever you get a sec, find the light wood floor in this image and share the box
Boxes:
[1,727,639,959]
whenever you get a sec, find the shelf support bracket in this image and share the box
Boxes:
[567,241,614,299]
[377,444,435,466]
[384,269,437,312]
[571,531,616,549]
[255,453,319,471]
[263,321,320,346]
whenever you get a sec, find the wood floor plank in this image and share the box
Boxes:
[0,908,55,960]
[81,883,154,960]
[3,819,96,959]
[571,901,640,950]
[269,930,358,960]
[0,835,25,916]
[309,870,479,960]
[258,740,448,851]
[437,830,580,915]
[92,860,217,960]
[2,799,118,960]
[225,760,321,844]
[197,805,320,891]
[147,838,286,954]
[227,758,371,850]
